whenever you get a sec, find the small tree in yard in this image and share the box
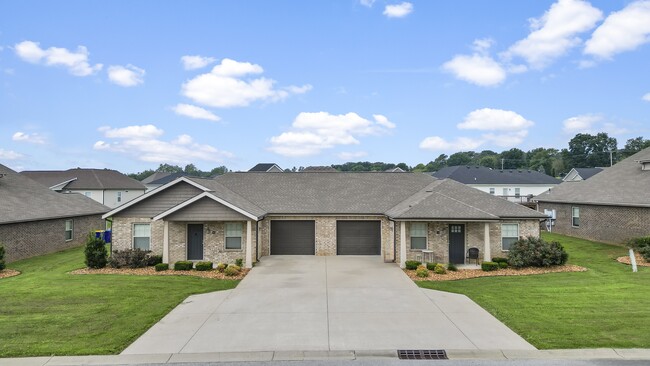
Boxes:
[84,234,107,269]
[628,237,650,262]
[0,244,5,271]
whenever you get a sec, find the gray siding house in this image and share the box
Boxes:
[535,148,650,244]
[104,172,545,268]
[0,164,109,262]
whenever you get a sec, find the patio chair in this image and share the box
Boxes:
[466,247,480,265]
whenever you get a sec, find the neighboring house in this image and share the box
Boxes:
[535,148,650,245]
[301,166,337,172]
[432,166,561,203]
[0,164,108,262]
[386,167,406,172]
[21,168,146,208]
[248,163,283,172]
[103,172,545,269]
[562,167,604,182]
[141,172,188,192]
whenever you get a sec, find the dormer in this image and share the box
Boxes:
[637,159,650,171]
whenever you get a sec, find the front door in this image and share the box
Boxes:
[187,224,204,260]
[448,224,465,264]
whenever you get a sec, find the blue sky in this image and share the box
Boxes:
[1,0,649,173]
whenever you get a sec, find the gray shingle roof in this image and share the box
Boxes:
[248,163,282,172]
[433,166,561,185]
[187,177,267,218]
[573,167,604,180]
[141,172,172,184]
[535,147,650,207]
[146,172,189,185]
[21,168,146,190]
[1,164,109,224]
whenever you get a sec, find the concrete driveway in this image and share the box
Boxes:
[122,256,534,354]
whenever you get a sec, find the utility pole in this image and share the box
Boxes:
[606,149,613,167]
[501,158,505,170]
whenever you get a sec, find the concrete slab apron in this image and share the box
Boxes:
[122,255,534,354]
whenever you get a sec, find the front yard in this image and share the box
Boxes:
[419,232,650,349]
[0,246,239,357]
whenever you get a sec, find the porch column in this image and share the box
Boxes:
[483,222,491,262]
[245,220,253,269]
[400,221,407,268]
[163,221,169,264]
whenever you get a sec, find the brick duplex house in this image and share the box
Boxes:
[104,172,545,268]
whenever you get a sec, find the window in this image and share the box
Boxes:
[65,219,74,241]
[502,188,508,196]
[514,188,521,198]
[501,223,519,251]
[489,188,495,195]
[225,222,243,250]
[410,222,427,250]
[117,191,122,203]
[133,223,151,250]
[572,207,580,227]
[84,192,92,197]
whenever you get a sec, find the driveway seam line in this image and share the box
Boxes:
[420,288,480,350]
[177,288,236,353]
[325,256,331,351]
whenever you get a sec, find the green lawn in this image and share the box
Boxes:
[0,246,239,357]
[419,233,650,349]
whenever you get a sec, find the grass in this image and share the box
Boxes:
[418,233,650,349]
[0,246,239,357]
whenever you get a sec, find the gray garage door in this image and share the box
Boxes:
[337,221,381,255]
[271,220,315,255]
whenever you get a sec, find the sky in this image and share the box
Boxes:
[1,0,649,173]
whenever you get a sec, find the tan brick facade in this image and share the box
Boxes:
[0,215,104,262]
[538,202,650,245]
[111,217,164,255]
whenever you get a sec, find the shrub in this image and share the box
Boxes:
[415,265,429,278]
[447,263,458,272]
[498,262,509,269]
[492,257,508,264]
[224,264,241,276]
[216,262,227,272]
[84,235,107,269]
[109,249,150,268]
[146,255,163,266]
[235,258,244,267]
[155,263,169,272]
[405,260,421,270]
[426,262,438,271]
[629,237,650,262]
[195,261,213,271]
[481,261,499,271]
[507,236,569,268]
[434,263,447,274]
[639,246,650,262]
[174,261,194,271]
[0,245,5,271]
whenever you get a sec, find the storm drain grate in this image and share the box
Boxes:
[397,350,448,360]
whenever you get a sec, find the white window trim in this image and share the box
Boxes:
[132,223,151,251]
[501,223,519,251]
[489,188,495,195]
[409,222,428,250]
[65,219,74,242]
[572,206,580,228]
[117,191,123,203]
[224,222,243,251]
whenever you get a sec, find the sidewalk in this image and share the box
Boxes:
[3,349,650,365]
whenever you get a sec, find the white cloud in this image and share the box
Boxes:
[442,53,506,87]
[14,40,103,76]
[94,124,233,164]
[0,149,24,160]
[457,108,534,131]
[584,1,650,59]
[383,2,413,18]
[181,55,216,70]
[338,151,368,160]
[643,93,650,102]
[419,136,485,151]
[360,0,376,7]
[172,103,221,122]
[562,114,602,133]
[12,131,46,144]
[504,0,603,69]
[107,64,145,87]
[181,58,311,108]
[269,112,395,157]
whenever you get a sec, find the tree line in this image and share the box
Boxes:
[127,133,649,179]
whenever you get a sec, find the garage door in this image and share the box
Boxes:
[271,220,315,255]
[337,221,381,255]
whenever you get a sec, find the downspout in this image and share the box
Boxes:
[389,218,397,263]
[255,220,259,261]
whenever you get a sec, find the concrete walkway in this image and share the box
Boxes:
[122,256,534,354]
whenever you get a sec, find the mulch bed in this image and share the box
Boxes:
[617,252,650,267]
[406,265,587,281]
[0,269,21,279]
[69,267,249,280]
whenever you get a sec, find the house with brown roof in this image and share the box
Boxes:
[535,147,650,244]
[21,168,146,208]
[0,164,109,262]
[103,172,546,269]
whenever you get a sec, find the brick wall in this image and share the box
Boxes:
[0,215,104,262]
[111,217,164,254]
[538,202,650,244]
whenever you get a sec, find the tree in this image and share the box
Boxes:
[567,132,617,168]
[527,147,559,175]
[499,148,526,169]
[157,163,183,173]
[447,151,475,166]
[621,137,650,159]
[184,164,199,175]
